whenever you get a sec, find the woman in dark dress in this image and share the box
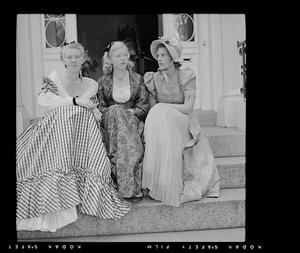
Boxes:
[97,41,149,201]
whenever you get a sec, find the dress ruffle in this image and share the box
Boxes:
[16,105,132,231]
[16,167,132,221]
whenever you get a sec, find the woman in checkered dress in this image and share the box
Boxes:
[16,42,132,232]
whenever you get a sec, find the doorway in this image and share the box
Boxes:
[77,15,160,81]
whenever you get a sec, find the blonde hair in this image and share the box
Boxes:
[60,42,86,62]
[102,41,134,74]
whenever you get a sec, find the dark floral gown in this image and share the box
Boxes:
[97,69,149,198]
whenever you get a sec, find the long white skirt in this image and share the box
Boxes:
[142,103,220,207]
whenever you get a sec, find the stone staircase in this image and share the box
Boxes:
[18,110,245,241]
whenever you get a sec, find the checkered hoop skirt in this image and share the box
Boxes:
[16,105,132,229]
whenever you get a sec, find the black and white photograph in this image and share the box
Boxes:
[14,13,251,251]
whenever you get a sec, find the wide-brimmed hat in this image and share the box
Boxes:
[150,36,183,64]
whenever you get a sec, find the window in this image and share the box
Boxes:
[173,14,195,42]
[44,14,66,48]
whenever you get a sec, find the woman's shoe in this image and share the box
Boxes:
[124,196,143,203]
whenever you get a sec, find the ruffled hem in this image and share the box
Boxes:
[16,206,78,232]
[17,167,132,221]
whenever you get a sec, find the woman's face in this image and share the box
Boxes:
[62,48,84,73]
[110,46,129,71]
[157,46,173,70]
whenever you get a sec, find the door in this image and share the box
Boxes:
[42,14,78,78]
[76,15,159,79]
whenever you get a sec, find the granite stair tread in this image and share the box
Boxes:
[138,188,245,207]
[217,156,245,189]
[17,188,245,240]
[202,126,245,136]
[20,227,245,242]
[215,156,245,165]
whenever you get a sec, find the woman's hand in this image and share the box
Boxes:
[75,97,98,110]
[92,108,102,121]
[127,108,135,115]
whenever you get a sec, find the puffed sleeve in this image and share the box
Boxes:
[80,78,98,100]
[143,71,157,108]
[179,67,196,100]
[39,76,59,95]
[37,71,72,109]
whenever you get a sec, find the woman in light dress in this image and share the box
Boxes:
[16,42,131,232]
[142,36,220,207]
[97,41,149,201]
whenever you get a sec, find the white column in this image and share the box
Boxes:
[65,14,78,42]
[209,14,224,111]
[198,14,212,110]
[217,14,246,129]
[16,40,30,137]
[29,14,44,118]
[17,14,46,136]
[162,14,174,37]
[17,14,34,136]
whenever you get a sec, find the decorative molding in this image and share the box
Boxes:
[65,14,78,42]
[198,14,212,110]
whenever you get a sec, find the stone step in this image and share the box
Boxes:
[17,188,245,240]
[202,127,245,157]
[194,109,217,126]
[216,157,245,188]
[20,227,245,242]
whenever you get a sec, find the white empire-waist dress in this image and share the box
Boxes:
[142,68,220,207]
[16,71,132,232]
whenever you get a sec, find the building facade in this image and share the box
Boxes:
[16,14,246,137]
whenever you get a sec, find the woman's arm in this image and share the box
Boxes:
[131,76,150,121]
[38,77,99,110]
[37,93,73,109]
[164,67,196,114]
[96,79,109,114]
[76,79,99,109]
[79,80,98,100]
[162,95,195,115]
[148,92,157,109]
[37,77,73,109]
[143,72,157,110]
